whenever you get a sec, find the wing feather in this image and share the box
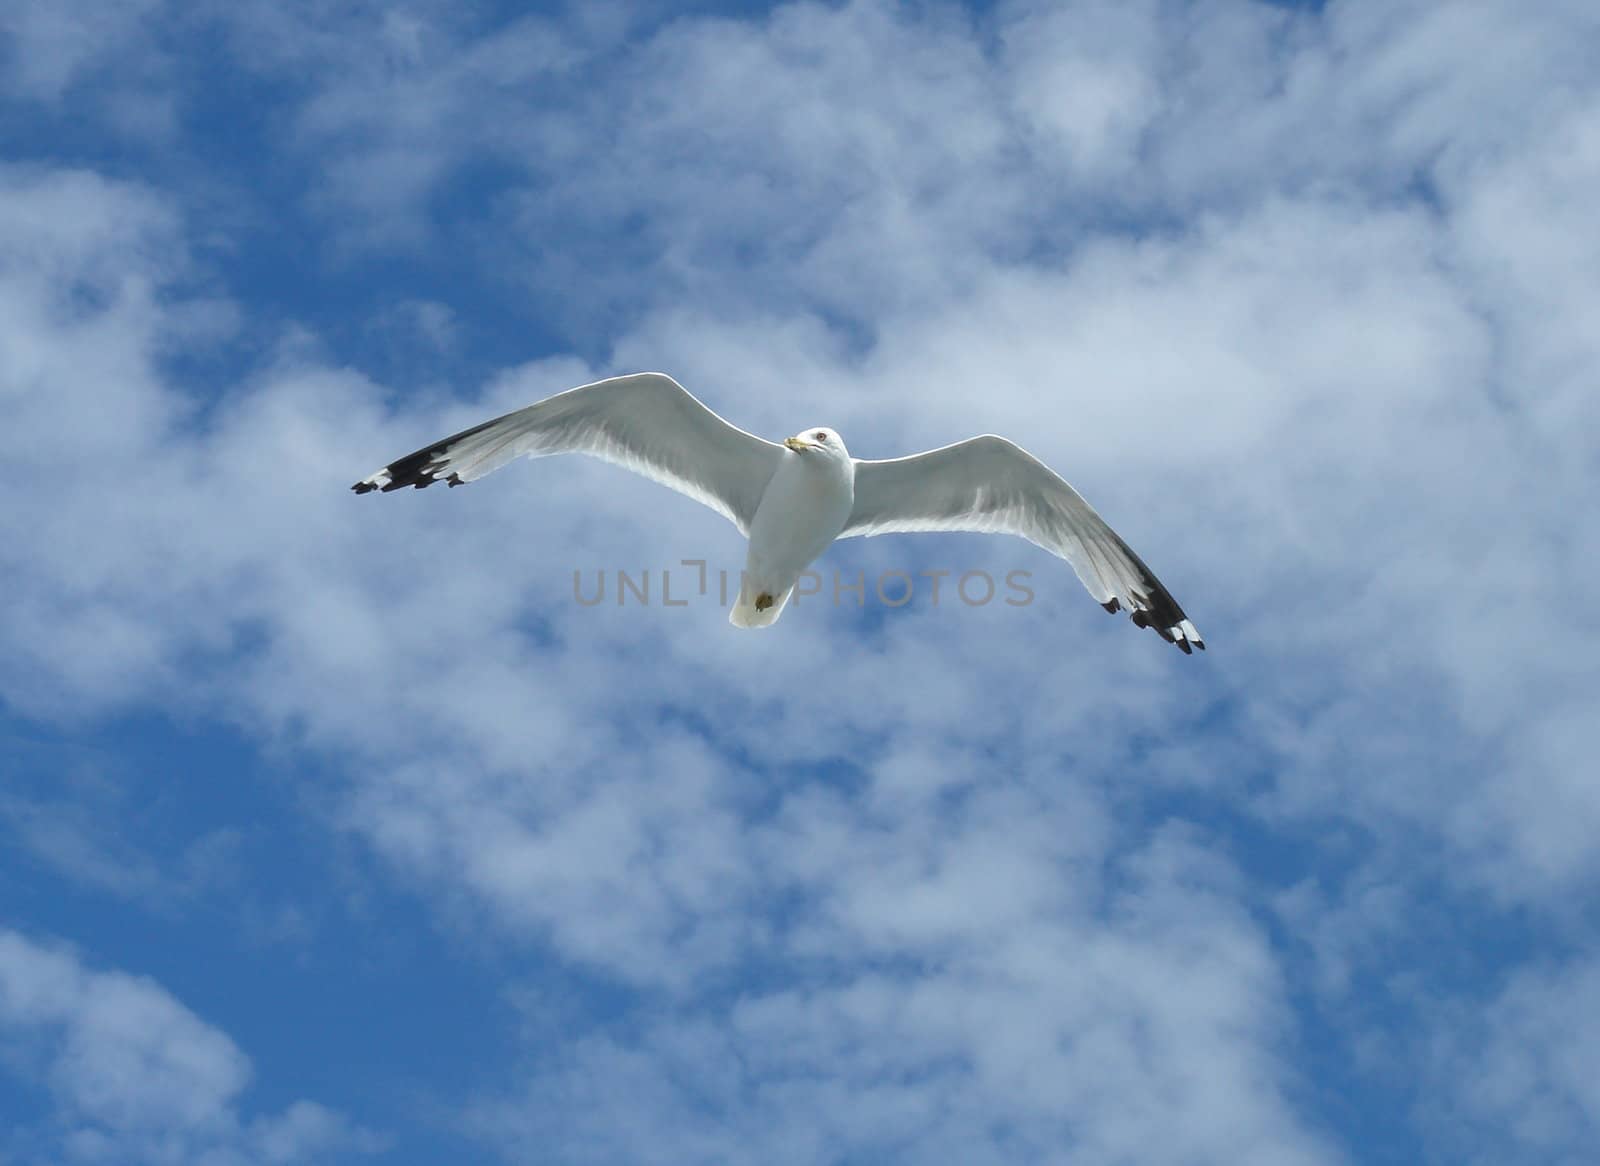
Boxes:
[843,435,1203,652]
[352,372,783,535]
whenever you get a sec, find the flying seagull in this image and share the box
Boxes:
[353,372,1204,651]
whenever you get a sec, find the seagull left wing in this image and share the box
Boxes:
[843,435,1204,652]
[352,372,784,535]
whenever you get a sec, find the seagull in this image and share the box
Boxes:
[353,372,1204,651]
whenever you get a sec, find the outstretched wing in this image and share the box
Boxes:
[352,372,784,535]
[844,435,1204,652]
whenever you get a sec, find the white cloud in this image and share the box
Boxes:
[0,928,378,1164]
[1424,958,1600,1165]
[474,827,1333,1166]
[0,0,163,102]
[1001,0,1165,179]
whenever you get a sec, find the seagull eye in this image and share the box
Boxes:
[813,431,827,441]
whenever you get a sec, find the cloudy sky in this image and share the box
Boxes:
[3,0,1599,1162]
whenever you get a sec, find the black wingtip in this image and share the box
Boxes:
[1118,569,1202,653]
[1102,598,1121,614]
[353,414,500,496]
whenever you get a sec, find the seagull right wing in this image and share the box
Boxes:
[352,372,785,535]
[843,435,1203,652]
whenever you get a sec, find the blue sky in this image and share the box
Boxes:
[2,1,1598,1163]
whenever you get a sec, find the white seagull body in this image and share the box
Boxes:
[353,372,1204,651]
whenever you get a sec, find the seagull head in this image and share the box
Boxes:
[785,427,849,458]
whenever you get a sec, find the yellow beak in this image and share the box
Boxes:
[785,435,814,453]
